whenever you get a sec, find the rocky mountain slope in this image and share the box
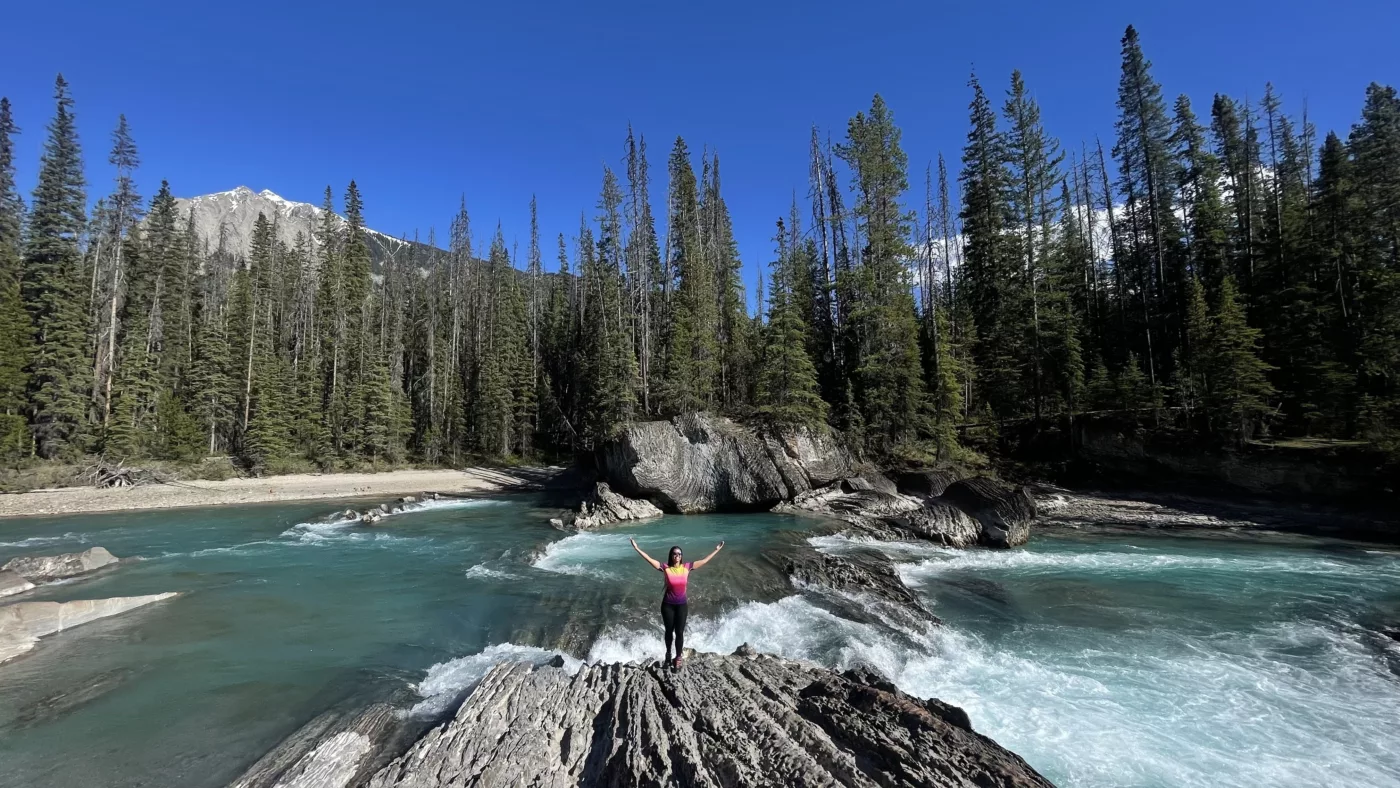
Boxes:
[174,186,435,271]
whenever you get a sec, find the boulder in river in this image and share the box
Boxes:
[781,549,938,623]
[0,570,35,599]
[941,477,1037,548]
[895,467,967,499]
[597,412,854,513]
[884,499,984,547]
[2,546,119,583]
[0,592,179,665]
[363,650,1051,788]
[554,482,663,530]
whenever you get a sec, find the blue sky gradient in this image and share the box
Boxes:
[4,0,1397,294]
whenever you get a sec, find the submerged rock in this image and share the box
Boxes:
[941,477,1037,548]
[781,549,937,622]
[0,592,179,665]
[229,702,403,788]
[1,546,119,583]
[556,482,664,530]
[598,412,853,513]
[364,651,1051,788]
[0,570,35,599]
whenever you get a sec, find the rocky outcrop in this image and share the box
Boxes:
[365,650,1051,788]
[552,483,663,530]
[884,500,984,547]
[940,477,1037,548]
[0,570,35,599]
[0,592,179,665]
[781,550,937,623]
[895,468,967,499]
[229,702,403,788]
[598,413,853,514]
[2,546,119,583]
[783,476,1036,549]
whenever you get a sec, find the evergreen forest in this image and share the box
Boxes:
[2,25,1399,474]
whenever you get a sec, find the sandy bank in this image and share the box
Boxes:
[0,468,540,518]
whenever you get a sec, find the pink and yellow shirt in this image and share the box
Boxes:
[660,562,694,605]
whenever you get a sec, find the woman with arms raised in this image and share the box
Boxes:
[629,538,724,669]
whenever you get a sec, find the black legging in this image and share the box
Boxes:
[661,602,688,657]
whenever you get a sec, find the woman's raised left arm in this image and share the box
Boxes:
[691,541,725,569]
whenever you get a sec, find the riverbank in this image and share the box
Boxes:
[0,467,547,518]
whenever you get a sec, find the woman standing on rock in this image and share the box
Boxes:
[629,538,724,669]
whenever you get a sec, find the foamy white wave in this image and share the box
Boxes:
[463,564,519,580]
[158,540,280,559]
[807,533,950,560]
[408,643,582,717]
[281,497,503,540]
[896,547,1394,584]
[532,532,625,579]
[585,592,1400,787]
[0,532,91,549]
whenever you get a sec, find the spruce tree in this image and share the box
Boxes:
[23,76,90,458]
[662,138,717,414]
[0,98,31,458]
[1206,276,1275,441]
[837,94,929,455]
[755,219,827,428]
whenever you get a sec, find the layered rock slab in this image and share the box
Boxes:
[2,546,119,582]
[598,413,853,514]
[0,593,178,665]
[365,651,1052,788]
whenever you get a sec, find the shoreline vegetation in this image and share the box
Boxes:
[0,466,537,518]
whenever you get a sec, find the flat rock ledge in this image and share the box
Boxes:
[0,570,35,599]
[2,546,119,583]
[0,592,179,665]
[364,650,1052,788]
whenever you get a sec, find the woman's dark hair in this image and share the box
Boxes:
[668,545,683,566]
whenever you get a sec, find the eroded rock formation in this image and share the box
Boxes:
[552,482,664,530]
[2,546,119,583]
[364,650,1052,788]
[598,413,853,514]
[0,592,179,665]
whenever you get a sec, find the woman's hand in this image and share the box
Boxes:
[630,537,638,548]
[715,541,725,551]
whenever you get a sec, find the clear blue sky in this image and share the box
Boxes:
[5,0,1397,299]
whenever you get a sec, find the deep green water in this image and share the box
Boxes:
[1,495,1398,788]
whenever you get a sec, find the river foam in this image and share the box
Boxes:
[409,643,583,717]
[531,532,626,579]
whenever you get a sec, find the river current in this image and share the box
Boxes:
[0,494,1397,787]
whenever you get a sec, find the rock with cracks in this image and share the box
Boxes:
[0,593,179,665]
[597,413,853,513]
[0,570,35,599]
[364,650,1052,788]
[229,702,403,788]
[555,482,664,530]
[940,477,1037,548]
[781,550,938,624]
[2,546,119,583]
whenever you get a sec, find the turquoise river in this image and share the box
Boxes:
[1,493,1398,787]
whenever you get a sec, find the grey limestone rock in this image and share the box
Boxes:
[559,483,665,530]
[2,546,119,583]
[363,651,1052,788]
[0,593,179,665]
[0,570,35,599]
[941,477,1037,548]
[598,413,854,514]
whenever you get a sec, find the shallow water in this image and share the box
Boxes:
[1,497,1398,787]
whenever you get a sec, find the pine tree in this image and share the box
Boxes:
[837,94,929,455]
[1205,276,1275,441]
[662,138,717,414]
[0,98,31,458]
[755,219,827,428]
[23,76,90,458]
[959,73,1021,420]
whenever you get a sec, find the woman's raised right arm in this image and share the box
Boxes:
[630,538,662,570]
